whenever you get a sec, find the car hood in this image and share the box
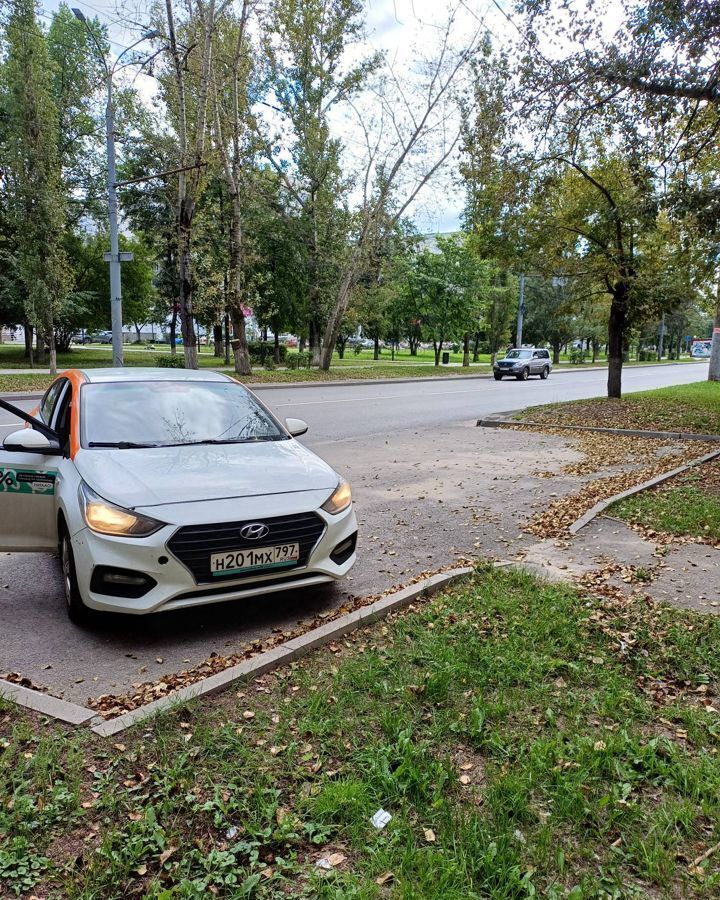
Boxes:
[73,440,338,509]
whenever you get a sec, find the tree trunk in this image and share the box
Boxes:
[231,311,251,377]
[178,200,198,369]
[224,313,230,365]
[374,335,380,360]
[607,284,627,398]
[552,340,561,365]
[169,305,178,355]
[46,327,57,376]
[35,329,44,367]
[472,331,480,363]
[310,320,322,367]
[24,323,33,360]
[319,264,358,371]
[433,340,442,366]
[213,324,224,357]
[336,336,346,359]
[462,331,470,367]
[228,193,251,376]
[273,326,280,365]
[709,281,720,382]
[592,340,599,363]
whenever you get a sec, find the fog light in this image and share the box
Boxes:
[330,532,357,565]
[90,567,157,598]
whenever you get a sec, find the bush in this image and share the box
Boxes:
[156,354,185,368]
[569,348,585,364]
[637,349,656,362]
[247,342,287,364]
[287,351,312,369]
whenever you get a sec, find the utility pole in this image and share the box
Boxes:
[516,272,525,348]
[72,10,158,366]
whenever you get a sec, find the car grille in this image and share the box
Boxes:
[167,512,326,583]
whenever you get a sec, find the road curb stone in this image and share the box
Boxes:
[477,418,720,442]
[0,679,95,725]
[89,566,473,736]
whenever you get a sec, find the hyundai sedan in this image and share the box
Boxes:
[0,369,358,623]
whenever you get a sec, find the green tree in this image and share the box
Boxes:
[262,0,375,365]
[2,0,72,374]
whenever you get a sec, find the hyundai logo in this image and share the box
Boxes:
[240,523,270,541]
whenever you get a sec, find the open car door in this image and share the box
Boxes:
[0,395,64,551]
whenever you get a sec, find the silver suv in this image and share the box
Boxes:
[494,347,552,381]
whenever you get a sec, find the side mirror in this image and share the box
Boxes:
[285,417,309,437]
[3,429,60,454]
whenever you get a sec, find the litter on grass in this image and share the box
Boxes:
[371,808,392,829]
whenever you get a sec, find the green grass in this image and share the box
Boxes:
[523,381,720,435]
[2,567,720,897]
[612,469,720,540]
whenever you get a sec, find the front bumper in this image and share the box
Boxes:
[71,503,358,614]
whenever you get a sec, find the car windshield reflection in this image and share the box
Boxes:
[81,381,287,448]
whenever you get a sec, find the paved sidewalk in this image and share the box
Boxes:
[518,516,720,613]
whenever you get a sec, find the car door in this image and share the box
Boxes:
[0,379,68,551]
[531,351,541,374]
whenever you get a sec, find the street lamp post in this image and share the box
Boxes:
[72,10,158,366]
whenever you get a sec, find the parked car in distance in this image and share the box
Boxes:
[494,348,552,381]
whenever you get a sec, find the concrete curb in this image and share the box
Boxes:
[89,566,474,736]
[477,418,720,442]
[568,448,720,534]
[0,679,95,725]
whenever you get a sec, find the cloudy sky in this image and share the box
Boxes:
[39,0,512,233]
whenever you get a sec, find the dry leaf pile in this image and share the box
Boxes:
[526,437,716,538]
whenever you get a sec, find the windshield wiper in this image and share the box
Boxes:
[161,436,286,447]
[87,441,162,449]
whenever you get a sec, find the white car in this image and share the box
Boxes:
[0,369,357,623]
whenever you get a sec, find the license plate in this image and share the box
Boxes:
[210,543,300,577]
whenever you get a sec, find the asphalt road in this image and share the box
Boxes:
[0,361,709,442]
[0,361,710,704]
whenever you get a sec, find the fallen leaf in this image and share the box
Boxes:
[376,872,394,886]
[423,828,436,843]
[159,845,177,866]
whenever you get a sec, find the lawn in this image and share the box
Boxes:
[521,381,720,436]
[611,461,720,541]
[2,567,720,898]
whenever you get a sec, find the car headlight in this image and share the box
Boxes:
[321,480,352,515]
[79,483,165,537]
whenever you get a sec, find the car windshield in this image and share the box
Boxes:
[505,349,532,359]
[82,381,287,448]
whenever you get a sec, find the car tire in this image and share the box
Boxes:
[59,528,95,626]
[540,366,550,380]
[493,373,502,381]
[517,367,529,381]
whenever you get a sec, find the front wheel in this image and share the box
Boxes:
[493,373,502,381]
[540,366,550,380]
[517,367,529,381]
[60,530,95,626]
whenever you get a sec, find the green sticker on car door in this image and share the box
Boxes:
[0,468,56,495]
